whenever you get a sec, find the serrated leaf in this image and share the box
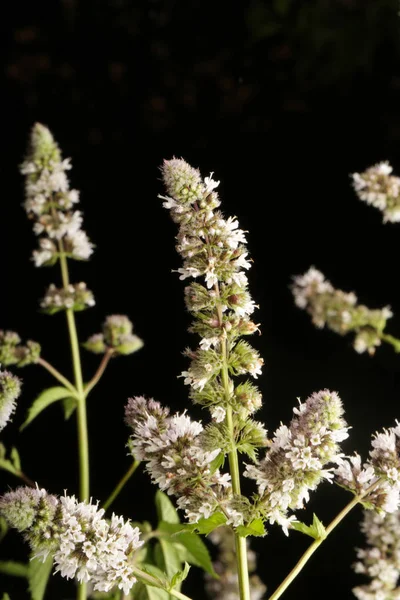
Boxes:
[10,448,21,472]
[28,554,53,600]
[0,561,29,578]
[169,562,190,590]
[192,512,227,535]
[62,397,77,420]
[155,491,179,525]
[236,442,257,463]
[236,518,266,538]
[291,514,327,540]
[158,524,216,577]
[20,387,73,431]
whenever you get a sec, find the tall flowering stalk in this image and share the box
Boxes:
[158,158,264,600]
[5,124,144,600]
[20,123,92,506]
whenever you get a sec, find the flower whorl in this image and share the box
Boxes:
[0,487,143,594]
[125,397,231,522]
[335,423,400,513]
[83,315,143,356]
[353,510,400,600]
[245,390,349,534]
[0,369,22,432]
[292,267,392,355]
[0,330,40,367]
[352,161,400,223]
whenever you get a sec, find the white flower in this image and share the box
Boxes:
[211,405,226,423]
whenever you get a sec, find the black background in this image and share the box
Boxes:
[2,1,400,598]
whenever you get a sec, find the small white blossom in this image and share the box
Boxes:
[211,405,226,423]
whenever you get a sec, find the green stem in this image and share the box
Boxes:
[102,460,140,511]
[58,247,89,600]
[220,325,250,600]
[38,357,77,394]
[130,566,193,600]
[84,348,114,397]
[380,333,400,353]
[268,493,365,600]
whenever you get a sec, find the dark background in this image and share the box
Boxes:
[2,1,400,598]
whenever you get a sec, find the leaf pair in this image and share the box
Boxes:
[20,386,77,431]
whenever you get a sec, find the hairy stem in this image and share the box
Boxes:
[38,357,77,394]
[268,482,381,600]
[102,460,140,511]
[380,332,400,353]
[58,246,89,600]
[84,348,114,397]
[217,297,250,600]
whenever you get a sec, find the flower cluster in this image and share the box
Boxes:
[160,158,262,422]
[335,423,400,513]
[0,486,143,594]
[353,510,400,600]
[83,315,143,356]
[40,282,95,313]
[245,390,349,534]
[0,369,22,432]
[291,267,392,355]
[0,330,40,367]
[352,161,400,223]
[205,527,266,600]
[125,396,231,522]
[20,123,93,266]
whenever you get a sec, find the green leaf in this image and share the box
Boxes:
[0,561,29,578]
[0,455,18,477]
[0,517,9,543]
[133,582,166,600]
[20,387,73,430]
[236,441,257,463]
[155,491,179,525]
[10,447,21,472]
[2,594,11,600]
[62,397,77,420]
[158,523,216,577]
[291,514,327,541]
[155,539,181,579]
[28,554,53,600]
[145,587,169,600]
[169,562,190,590]
[191,512,227,535]
[236,518,266,538]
